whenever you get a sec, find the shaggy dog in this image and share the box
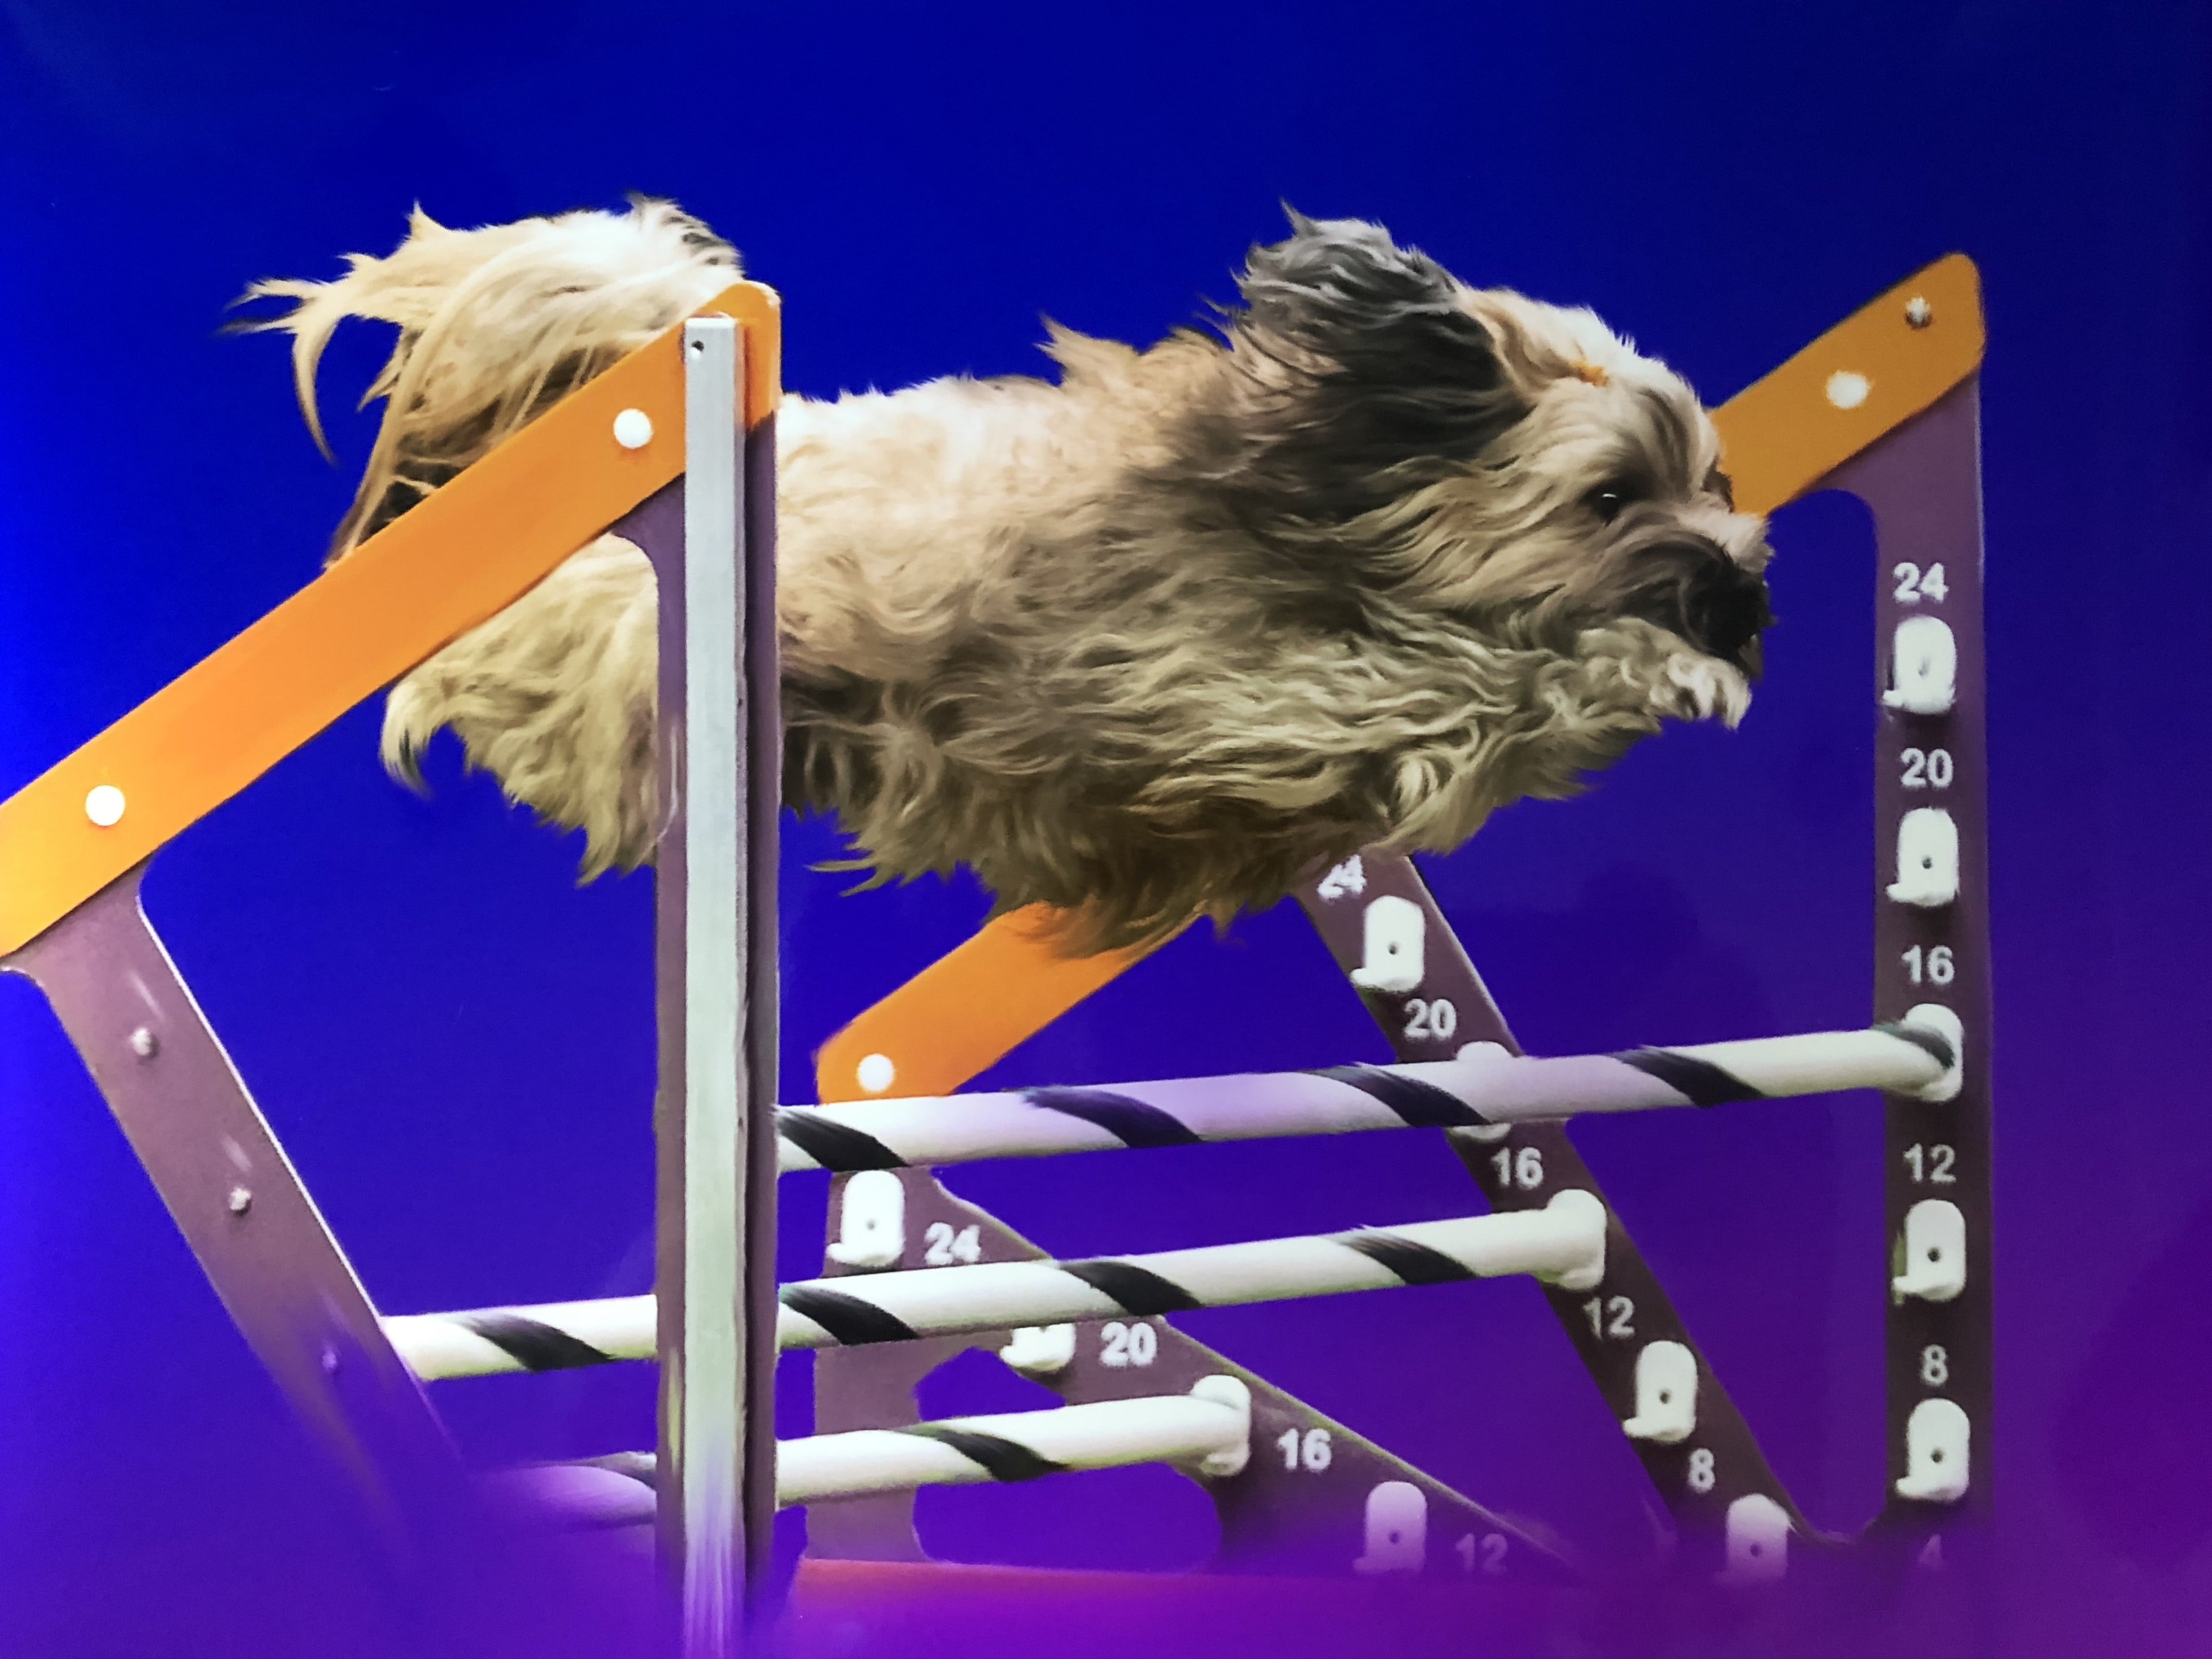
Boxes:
[247,201,1772,951]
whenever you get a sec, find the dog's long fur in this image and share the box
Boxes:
[245,199,1773,951]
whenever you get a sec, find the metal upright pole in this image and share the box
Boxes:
[648,312,777,1656]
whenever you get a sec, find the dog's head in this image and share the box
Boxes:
[1213,213,1772,695]
[1148,212,1773,855]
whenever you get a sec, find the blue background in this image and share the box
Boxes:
[1,1,2207,1653]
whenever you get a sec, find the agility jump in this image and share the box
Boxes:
[382,1019,1956,1381]
[0,221,1991,1655]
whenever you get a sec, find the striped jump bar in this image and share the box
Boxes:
[491,1378,1253,1520]
[386,1191,1607,1382]
[775,1023,1958,1175]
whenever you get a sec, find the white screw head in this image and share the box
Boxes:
[1904,295,1934,329]
[226,1186,253,1216]
[1825,370,1872,410]
[612,408,655,449]
[84,784,126,827]
[855,1053,898,1095]
[128,1027,159,1059]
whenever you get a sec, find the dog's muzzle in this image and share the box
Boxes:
[1625,545,1774,676]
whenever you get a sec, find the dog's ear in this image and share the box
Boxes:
[1229,215,1529,514]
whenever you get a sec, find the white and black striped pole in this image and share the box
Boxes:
[781,1378,1252,1504]
[773,1024,1957,1175]
[494,1378,1252,1524]
[386,1192,1607,1381]
[386,1294,657,1381]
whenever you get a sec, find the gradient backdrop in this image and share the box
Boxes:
[1,1,2207,1654]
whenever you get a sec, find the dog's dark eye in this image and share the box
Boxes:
[1585,482,1639,522]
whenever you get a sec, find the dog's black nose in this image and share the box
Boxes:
[1623,546,1773,675]
[1681,558,1773,675]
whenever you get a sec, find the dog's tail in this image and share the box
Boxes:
[238,197,740,562]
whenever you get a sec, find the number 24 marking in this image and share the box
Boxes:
[1894,562,1949,605]
[922,1223,981,1265]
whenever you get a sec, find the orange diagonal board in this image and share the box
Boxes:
[812,254,1986,1102]
[1714,254,1983,516]
[0,283,780,959]
[814,906,1179,1104]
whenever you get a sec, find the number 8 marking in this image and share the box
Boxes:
[1921,1344,1949,1387]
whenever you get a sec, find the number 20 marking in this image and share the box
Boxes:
[1099,1321,1157,1368]
[1901,748,1954,789]
[1404,998,1458,1041]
